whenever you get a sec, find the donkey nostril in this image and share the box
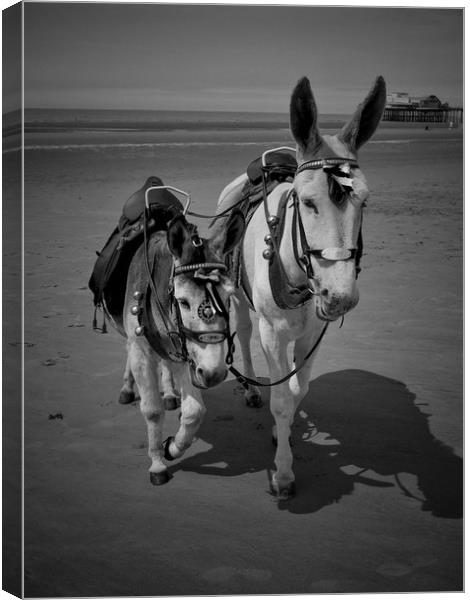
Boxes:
[321,288,329,297]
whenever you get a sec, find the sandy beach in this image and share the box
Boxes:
[5,120,462,595]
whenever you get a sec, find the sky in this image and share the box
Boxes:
[9,2,465,113]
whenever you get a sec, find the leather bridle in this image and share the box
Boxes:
[261,148,363,289]
[136,186,236,366]
[169,263,236,366]
[292,163,363,283]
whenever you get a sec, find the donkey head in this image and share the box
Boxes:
[167,210,245,388]
[290,75,386,321]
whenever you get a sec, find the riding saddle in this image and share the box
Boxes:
[88,176,183,325]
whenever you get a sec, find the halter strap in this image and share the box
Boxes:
[296,157,359,175]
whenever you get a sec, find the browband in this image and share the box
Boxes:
[296,157,359,175]
[174,262,227,276]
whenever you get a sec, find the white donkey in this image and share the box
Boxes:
[217,76,386,499]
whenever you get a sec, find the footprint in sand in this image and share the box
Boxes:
[42,311,63,318]
[42,353,70,366]
[213,414,234,422]
[42,359,57,366]
[202,566,272,584]
[377,555,438,578]
[8,341,35,348]
[48,413,63,420]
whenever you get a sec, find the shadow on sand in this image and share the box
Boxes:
[170,369,462,518]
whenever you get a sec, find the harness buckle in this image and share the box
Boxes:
[236,374,249,387]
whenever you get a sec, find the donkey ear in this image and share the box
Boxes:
[167,214,190,258]
[338,76,386,152]
[290,76,321,154]
[211,209,245,256]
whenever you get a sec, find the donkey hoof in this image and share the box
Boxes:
[118,390,135,405]
[270,478,296,500]
[164,394,180,411]
[277,482,296,500]
[246,393,263,408]
[149,470,170,486]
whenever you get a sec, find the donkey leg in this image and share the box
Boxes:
[258,318,296,499]
[288,326,323,424]
[164,364,207,461]
[233,294,262,407]
[128,340,169,485]
[159,360,180,411]
[118,355,137,405]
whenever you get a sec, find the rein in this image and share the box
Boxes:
[229,321,329,389]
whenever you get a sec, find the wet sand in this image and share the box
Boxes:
[5,122,462,595]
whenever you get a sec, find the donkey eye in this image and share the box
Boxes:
[302,198,319,214]
[178,298,190,310]
[329,178,349,206]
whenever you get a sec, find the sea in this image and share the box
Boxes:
[4,108,351,153]
[4,107,459,156]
